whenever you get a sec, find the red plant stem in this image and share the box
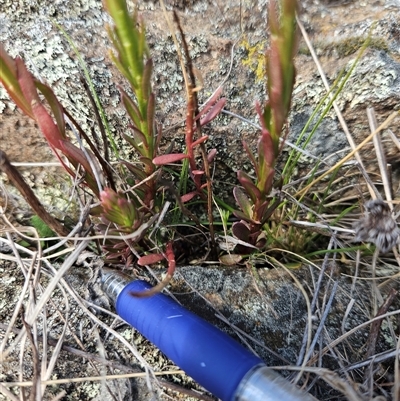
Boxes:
[185,90,197,172]
[175,9,215,250]
[165,241,176,276]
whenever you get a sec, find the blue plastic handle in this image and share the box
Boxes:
[116,279,263,401]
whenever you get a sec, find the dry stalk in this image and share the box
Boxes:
[367,107,393,207]
[296,18,376,199]
[0,150,70,238]
[296,111,399,197]
[363,287,398,386]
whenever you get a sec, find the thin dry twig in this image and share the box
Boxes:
[296,111,399,197]
[296,18,376,199]
[0,150,70,237]
[363,287,398,383]
[21,306,40,401]
[274,366,364,401]
[367,107,393,208]
[393,332,400,401]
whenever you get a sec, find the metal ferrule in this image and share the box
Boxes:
[234,365,317,401]
[101,269,130,305]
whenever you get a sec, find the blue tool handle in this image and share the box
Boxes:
[116,279,263,401]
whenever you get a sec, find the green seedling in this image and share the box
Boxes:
[232,0,298,252]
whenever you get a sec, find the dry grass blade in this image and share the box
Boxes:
[0,236,37,355]
[21,308,40,401]
[265,256,313,384]
[363,287,398,383]
[53,272,163,395]
[307,308,400,367]
[296,18,376,199]
[0,384,20,401]
[1,239,89,364]
[394,334,400,401]
[1,221,210,399]
[368,107,393,207]
[278,366,364,401]
[41,283,70,396]
[296,111,399,197]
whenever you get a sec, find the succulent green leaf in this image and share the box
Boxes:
[233,187,253,218]
[104,0,143,84]
[121,161,147,181]
[0,47,34,118]
[100,188,137,228]
[142,58,153,100]
[119,86,142,128]
[237,170,262,205]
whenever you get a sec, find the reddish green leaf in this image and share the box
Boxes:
[119,86,142,128]
[153,153,188,165]
[59,140,99,195]
[199,98,226,126]
[191,135,209,148]
[181,191,198,203]
[232,209,259,225]
[139,156,154,170]
[258,129,275,164]
[195,86,223,120]
[258,168,275,197]
[232,221,251,242]
[0,48,33,118]
[35,80,66,138]
[207,148,217,163]
[237,170,262,204]
[242,141,257,172]
[142,58,153,100]
[233,187,253,218]
[138,253,164,266]
[121,161,147,181]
